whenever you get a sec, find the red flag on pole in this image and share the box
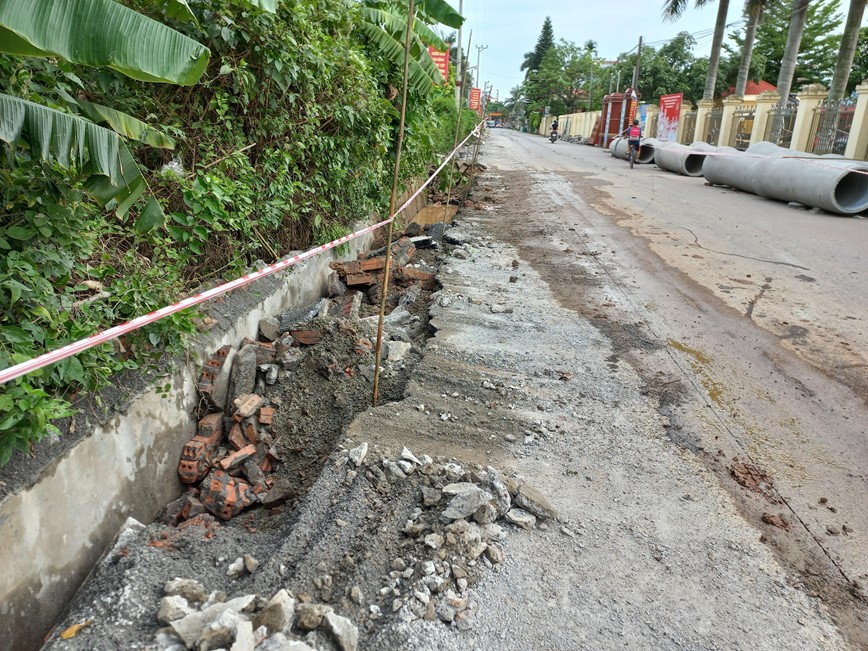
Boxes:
[427,46,449,84]
[469,87,481,110]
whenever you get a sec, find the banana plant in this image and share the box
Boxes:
[0,0,211,231]
[152,0,279,23]
[354,0,464,94]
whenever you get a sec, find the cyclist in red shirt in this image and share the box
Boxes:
[627,119,642,159]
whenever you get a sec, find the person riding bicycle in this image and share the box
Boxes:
[627,119,642,160]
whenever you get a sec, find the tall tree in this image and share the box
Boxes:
[525,40,602,114]
[848,26,868,92]
[662,0,731,100]
[734,0,776,97]
[520,17,554,78]
[612,32,707,104]
[828,0,867,100]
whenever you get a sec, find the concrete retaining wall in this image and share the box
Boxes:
[0,184,425,651]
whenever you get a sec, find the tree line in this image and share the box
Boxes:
[506,0,867,125]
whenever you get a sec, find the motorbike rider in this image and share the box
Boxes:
[550,117,559,139]
[627,118,642,159]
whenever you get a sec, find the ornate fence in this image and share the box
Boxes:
[729,106,755,150]
[764,102,798,148]
[704,107,723,145]
[808,98,856,156]
[680,111,696,144]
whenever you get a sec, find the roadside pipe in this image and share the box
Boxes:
[609,137,656,164]
[652,141,709,177]
[702,142,868,214]
[702,146,765,195]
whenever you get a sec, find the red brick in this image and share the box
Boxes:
[344,272,379,287]
[200,470,254,520]
[198,345,231,407]
[233,393,264,418]
[227,423,246,451]
[197,413,223,439]
[258,406,275,425]
[219,444,257,470]
[243,420,258,445]
[288,329,324,345]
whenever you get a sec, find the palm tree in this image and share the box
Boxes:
[662,0,731,100]
[775,0,812,104]
[828,0,867,100]
[734,0,776,98]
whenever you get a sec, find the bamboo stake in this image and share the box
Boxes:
[372,0,415,407]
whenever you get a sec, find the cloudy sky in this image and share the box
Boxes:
[456,0,861,101]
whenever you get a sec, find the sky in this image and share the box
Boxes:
[456,0,861,101]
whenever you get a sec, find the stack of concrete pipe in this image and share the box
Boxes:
[651,140,714,177]
[608,136,657,164]
[701,141,868,215]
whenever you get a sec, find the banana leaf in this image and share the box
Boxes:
[358,21,441,93]
[0,94,165,231]
[361,6,447,51]
[418,0,464,28]
[243,0,279,11]
[76,100,176,150]
[0,0,209,85]
[152,0,198,23]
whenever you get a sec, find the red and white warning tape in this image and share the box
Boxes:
[0,123,483,386]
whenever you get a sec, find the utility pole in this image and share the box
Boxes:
[454,0,463,109]
[631,36,642,92]
[475,45,488,89]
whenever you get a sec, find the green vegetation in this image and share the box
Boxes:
[0,0,470,465]
[516,2,862,124]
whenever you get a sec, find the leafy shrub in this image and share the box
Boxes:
[0,0,467,465]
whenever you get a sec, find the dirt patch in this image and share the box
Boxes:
[730,459,779,502]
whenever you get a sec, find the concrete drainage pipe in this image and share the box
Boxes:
[700,146,765,194]
[610,137,656,164]
[652,141,708,177]
[704,141,868,214]
[757,157,868,214]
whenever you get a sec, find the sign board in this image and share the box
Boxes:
[626,88,638,124]
[657,92,683,141]
[427,46,449,83]
[469,87,482,110]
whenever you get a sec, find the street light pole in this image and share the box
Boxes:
[475,44,488,90]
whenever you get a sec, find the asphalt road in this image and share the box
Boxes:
[479,128,868,642]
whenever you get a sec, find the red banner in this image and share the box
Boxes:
[469,87,481,110]
[427,46,449,84]
[657,92,684,141]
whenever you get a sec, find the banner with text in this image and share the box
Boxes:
[427,46,449,84]
[469,87,481,110]
[657,93,684,142]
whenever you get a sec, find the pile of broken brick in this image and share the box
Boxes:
[328,233,437,306]
[169,342,289,525]
[168,234,440,526]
